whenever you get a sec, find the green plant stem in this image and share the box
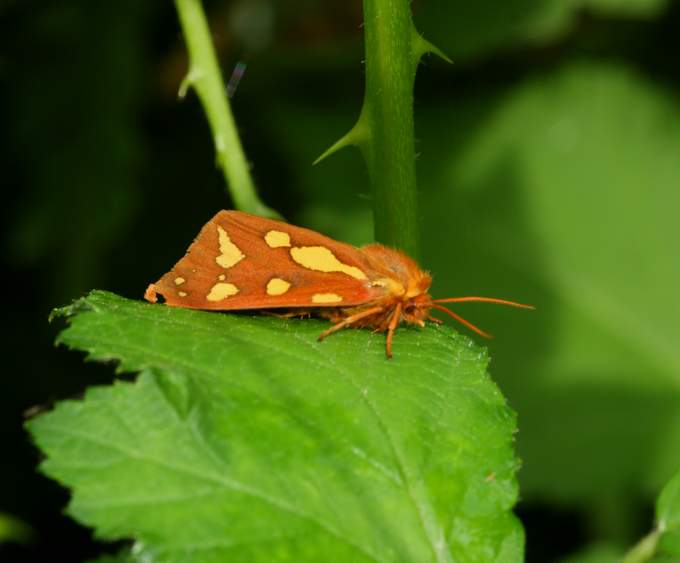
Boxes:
[361,0,421,257]
[315,0,446,255]
[174,0,277,218]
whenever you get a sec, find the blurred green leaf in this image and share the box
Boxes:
[658,471,680,530]
[86,549,137,563]
[417,61,680,505]
[656,471,680,557]
[29,290,522,562]
[0,512,33,544]
[608,470,680,562]
[415,0,667,61]
[560,543,623,563]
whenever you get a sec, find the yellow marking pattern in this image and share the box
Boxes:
[312,293,343,304]
[265,230,291,248]
[178,291,188,297]
[290,246,367,280]
[266,278,291,296]
[215,226,245,269]
[218,274,225,281]
[373,277,405,296]
[206,282,239,302]
[174,277,185,285]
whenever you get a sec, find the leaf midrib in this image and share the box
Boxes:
[43,405,381,562]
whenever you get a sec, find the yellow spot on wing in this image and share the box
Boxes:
[178,291,188,297]
[215,226,245,269]
[290,246,367,280]
[174,277,185,285]
[206,282,239,301]
[312,293,343,304]
[266,278,291,296]
[218,274,225,281]
[265,230,291,248]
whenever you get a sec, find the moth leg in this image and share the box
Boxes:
[385,303,403,359]
[317,306,385,342]
[372,311,393,333]
[262,310,312,319]
[427,314,444,325]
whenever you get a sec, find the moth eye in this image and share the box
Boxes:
[404,304,417,315]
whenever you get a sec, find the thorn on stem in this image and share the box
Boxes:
[178,67,203,99]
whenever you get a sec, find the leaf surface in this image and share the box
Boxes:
[29,291,522,562]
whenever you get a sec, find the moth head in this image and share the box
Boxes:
[402,293,433,327]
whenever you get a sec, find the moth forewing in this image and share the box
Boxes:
[145,210,390,311]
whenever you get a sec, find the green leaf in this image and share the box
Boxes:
[29,290,522,562]
[658,471,680,531]
[656,471,680,557]
[612,471,680,562]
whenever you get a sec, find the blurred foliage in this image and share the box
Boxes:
[560,543,624,563]
[414,0,667,61]
[655,470,680,559]
[2,0,680,561]
[0,512,33,545]
[420,61,680,502]
[561,470,680,562]
[3,1,150,301]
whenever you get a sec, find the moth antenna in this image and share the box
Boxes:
[433,296,534,310]
[431,304,492,339]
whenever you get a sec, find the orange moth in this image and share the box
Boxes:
[144,210,533,357]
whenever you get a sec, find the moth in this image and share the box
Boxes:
[144,210,532,357]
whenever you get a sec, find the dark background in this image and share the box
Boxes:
[2,0,679,561]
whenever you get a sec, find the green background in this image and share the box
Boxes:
[2,0,679,561]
